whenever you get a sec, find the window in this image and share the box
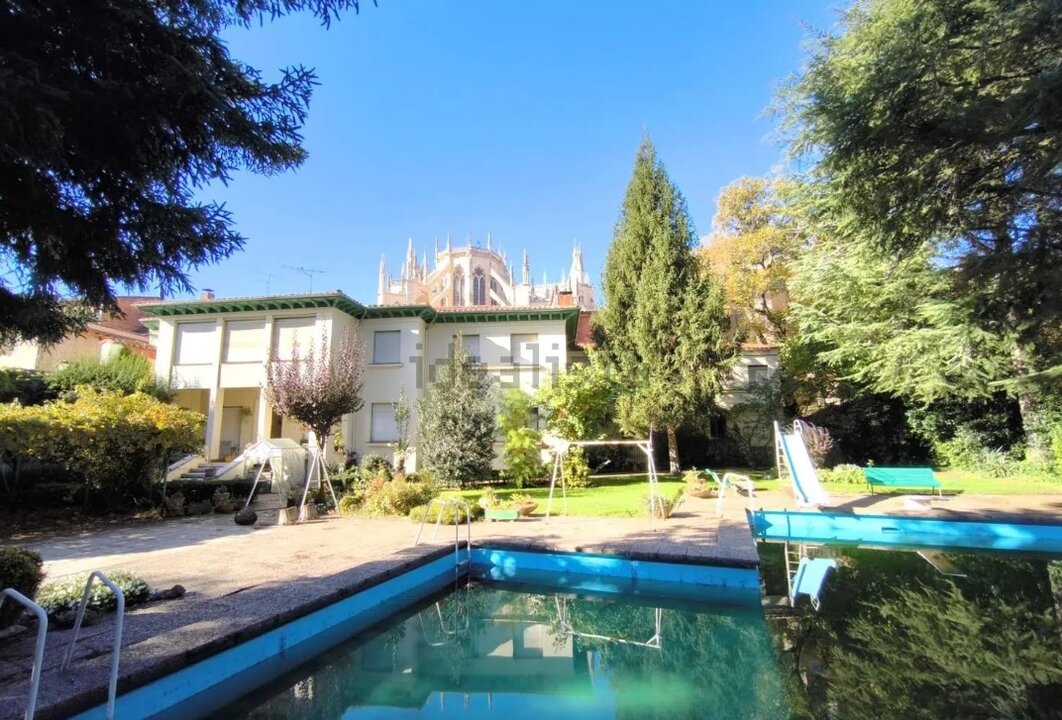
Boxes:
[459,334,480,363]
[472,267,487,305]
[747,364,770,387]
[452,267,465,306]
[510,333,538,366]
[174,322,216,365]
[370,403,399,443]
[223,319,265,363]
[272,317,316,360]
[373,330,401,364]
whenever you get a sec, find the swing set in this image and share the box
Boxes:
[542,435,663,522]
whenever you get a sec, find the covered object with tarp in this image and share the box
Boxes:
[245,438,307,496]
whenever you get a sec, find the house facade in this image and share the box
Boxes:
[140,291,578,466]
[0,296,157,372]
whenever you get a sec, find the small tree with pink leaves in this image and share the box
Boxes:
[267,329,365,516]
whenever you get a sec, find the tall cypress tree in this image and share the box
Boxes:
[601,138,735,471]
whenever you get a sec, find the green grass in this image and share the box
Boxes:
[439,467,1062,520]
[440,473,686,518]
[755,468,1062,496]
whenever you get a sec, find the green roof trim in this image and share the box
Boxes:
[138,294,579,340]
[361,305,436,321]
[137,292,366,319]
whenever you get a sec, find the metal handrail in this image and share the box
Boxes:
[716,472,756,516]
[61,571,125,720]
[413,498,472,570]
[0,589,48,720]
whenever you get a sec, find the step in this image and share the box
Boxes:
[252,493,286,511]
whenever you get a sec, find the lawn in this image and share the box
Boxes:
[754,468,1062,496]
[441,473,686,518]
[440,466,1062,520]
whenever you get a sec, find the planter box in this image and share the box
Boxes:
[485,508,520,522]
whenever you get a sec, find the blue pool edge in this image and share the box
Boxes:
[67,546,762,720]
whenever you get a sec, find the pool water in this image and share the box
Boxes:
[758,544,1062,719]
[209,576,788,719]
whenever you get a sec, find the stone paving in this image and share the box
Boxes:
[0,494,754,720]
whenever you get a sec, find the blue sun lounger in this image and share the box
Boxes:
[790,557,837,611]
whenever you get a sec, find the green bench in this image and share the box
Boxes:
[863,467,941,496]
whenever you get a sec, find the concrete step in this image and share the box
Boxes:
[252,493,286,511]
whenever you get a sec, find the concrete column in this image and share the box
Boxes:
[206,387,224,460]
[255,389,271,443]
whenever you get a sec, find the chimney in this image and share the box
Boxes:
[200,289,215,301]
[557,290,575,307]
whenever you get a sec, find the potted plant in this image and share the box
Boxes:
[644,493,678,520]
[683,469,715,499]
[509,493,538,517]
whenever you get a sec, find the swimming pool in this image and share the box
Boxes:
[70,549,769,719]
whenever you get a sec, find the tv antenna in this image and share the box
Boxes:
[282,265,326,292]
[256,270,277,294]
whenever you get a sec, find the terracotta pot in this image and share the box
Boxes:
[516,501,538,517]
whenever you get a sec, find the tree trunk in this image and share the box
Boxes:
[666,424,681,474]
[1017,391,1050,463]
[1012,343,1050,462]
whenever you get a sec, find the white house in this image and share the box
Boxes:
[139,291,579,467]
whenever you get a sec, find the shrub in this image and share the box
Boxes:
[799,422,834,467]
[644,492,680,520]
[477,487,500,509]
[360,479,438,517]
[503,427,547,488]
[683,469,715,498]
[929,427,986,469]
[0,547,45,627]
[36,570,152,623]
[1050,425,1062,479]
[562,446,591,489]
[408,502,484,525]
[361,454,393,482]
[330,466,364,492]
[48,349,172,401]
[819,464,865,485]
[979,448,1018,478]
[337,493,361,517]
[0,389,204,508]
[0,369,54,406]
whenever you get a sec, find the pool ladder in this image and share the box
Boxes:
[2,570,125,720]
[413,498,473,573]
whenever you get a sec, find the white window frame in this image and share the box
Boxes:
[372,330,402,365]
[272,316,316,361]
[459,334,481,363]
[370,403,399,443]
[174,321,217,365]
[223,319,265,363]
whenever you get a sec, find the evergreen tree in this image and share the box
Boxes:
[0,0,366,346]
[601,139,735,472]
[418,342,496,488]
[782,0,1062,453]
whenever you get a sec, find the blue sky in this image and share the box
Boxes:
[186,1,842,303]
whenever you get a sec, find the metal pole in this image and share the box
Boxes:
[0,589,47,720]
[62,571,125,720]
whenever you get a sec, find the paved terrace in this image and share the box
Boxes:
[0,494,755,720]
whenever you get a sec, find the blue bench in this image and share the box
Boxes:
[863,467,941,496]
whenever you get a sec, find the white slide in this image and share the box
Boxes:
[780,431,830,507]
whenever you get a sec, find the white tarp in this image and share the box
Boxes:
[248,438,307,496]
